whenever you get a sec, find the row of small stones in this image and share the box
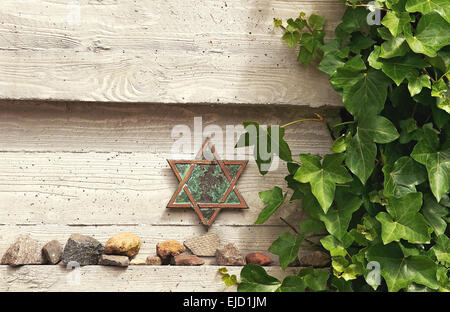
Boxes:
[0,232,275,267]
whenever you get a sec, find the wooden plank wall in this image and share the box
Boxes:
[0,0,345,292]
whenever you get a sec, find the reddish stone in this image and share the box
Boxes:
[171,255,205,266]
[245,253,272,266]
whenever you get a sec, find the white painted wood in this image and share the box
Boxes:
[0,265,299,292]
[0,0,344,106]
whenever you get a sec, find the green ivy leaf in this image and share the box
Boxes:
[318,53,345,76]
[299,218,326,234]
[320,235,351,257]
[405,0,450,23]
[345,114,399,185]
[297,267,329,291]
[348,32,376,53]
[382,11,412,36]
[255,187,286,224]
[308,14,325,31]
[279,275,307,292]
[236,122,292,175]
[431,79,447,97]
[423,194,449,235]
[343,70,391,118]
[294,153,352,212]
[331,133,351,153]
[411,126,450,202]
[317,188,363,242]
[404,12,450,57]
[282,31,300,48]
[346,131,377,185]
[238,264,281,292]
[407,73,431,97]
[382,156,427,197]
[367,243,439,292]
[331,277,353,292]
[368,45,383,69]
[376,192,432,244]
[380,34,411,59]
[381,53,427,86]
[431,235,450,265]
[269,232,304,269]
[358,115,400,143]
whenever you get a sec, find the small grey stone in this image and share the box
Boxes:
[42,240,63,264]
[300,251,331,268]
[1,235,44,266]
[99,254,129,267]
[146,256,162,265]
[184,232,220,256]
[61,234,103,266]
[215,243,245,266]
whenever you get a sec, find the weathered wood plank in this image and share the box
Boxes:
[0,0,344,105]
[0,101,336,225]
[0,265,299,292]
[0,224,321,266]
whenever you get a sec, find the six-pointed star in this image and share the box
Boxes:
[167,138,248,226]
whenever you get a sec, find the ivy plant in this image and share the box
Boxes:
[222,0,449,292]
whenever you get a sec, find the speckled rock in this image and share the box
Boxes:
[171,255,205,266]
[184,232,220,256]
[104,232,141,258]
[146,256,162,265]
[156,240,186,263]
[99,254,129,267]
[300,251,331,267]
[1,235,44,266]
[42,240,63,264]
[215,243,245,266]
[61,234,103,266]
[245,253,272,266]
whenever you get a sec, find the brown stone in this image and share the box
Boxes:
[184,232,220,256]
[42,240,63,264]
[300,251,331,267]
[146,256,162,265]
[171,255,205,266]
[104,232,141,258]
[215,243,245,266]
[99,254,129,267]
[1,235,44,266]
[245,252,272,266]
[156,240,186,263]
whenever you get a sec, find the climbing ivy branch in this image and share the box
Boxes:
[223,0,450,292]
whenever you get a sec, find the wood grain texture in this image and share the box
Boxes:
[0,101,337,226]
[0,101,331,290]
[0,224,322,266]
[0,265,299,292]
[0,0,344,106]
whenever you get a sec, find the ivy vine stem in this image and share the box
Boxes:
[280,113,325,128]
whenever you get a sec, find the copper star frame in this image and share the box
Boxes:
[167,138,248,226]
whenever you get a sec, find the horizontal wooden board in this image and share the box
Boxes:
[0,101,336,226]
[0,265,299,292]
[0,0,345,105]
[0,224,322,266]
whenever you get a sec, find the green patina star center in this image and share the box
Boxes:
[167,138,248,226]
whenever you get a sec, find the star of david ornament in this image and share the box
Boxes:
[167,138,248,226]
